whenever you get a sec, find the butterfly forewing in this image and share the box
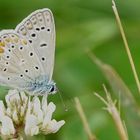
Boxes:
[15,9,55,82]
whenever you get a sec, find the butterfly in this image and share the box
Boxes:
[0,8,57,95]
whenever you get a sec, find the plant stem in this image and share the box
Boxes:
[74,97,97,140]
[112,0,140,95]
[95,85,129,140]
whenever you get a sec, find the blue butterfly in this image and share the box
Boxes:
[0,9,57,95]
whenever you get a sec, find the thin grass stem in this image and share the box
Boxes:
[112,0,140,94]
[74,97,97,140]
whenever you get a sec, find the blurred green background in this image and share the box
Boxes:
[1,0,140,139]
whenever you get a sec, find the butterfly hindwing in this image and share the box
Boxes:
[15,8,55,82]
[0,31,44,89]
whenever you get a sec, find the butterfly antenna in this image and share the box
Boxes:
[57,88,68,112]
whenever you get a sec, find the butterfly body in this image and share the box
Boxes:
[0,8,57,95]
[25,75,57,95]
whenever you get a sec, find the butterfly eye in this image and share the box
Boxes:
[50,86,55,92]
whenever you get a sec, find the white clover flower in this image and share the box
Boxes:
[0,89,65,139]
[25,96,65,136]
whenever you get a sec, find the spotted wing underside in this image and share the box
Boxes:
[0,9,55,91]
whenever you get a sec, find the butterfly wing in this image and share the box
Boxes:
[15,8,55,82]
[0,30,44,89]
[0,8,56,94]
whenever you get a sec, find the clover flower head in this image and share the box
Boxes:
[0,89,65,139]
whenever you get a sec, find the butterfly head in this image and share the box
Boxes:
[48,82,58,94]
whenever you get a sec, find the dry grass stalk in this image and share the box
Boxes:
[74,97,97,140]
[95,85,128,140]
[112,0,140,94]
